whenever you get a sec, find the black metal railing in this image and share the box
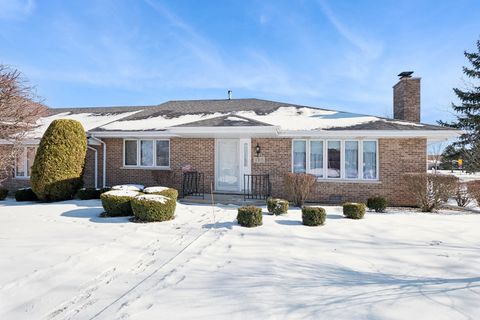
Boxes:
[182,171,205,199]
[244,174,271,200]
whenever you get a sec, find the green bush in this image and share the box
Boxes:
[143,187,178,200]
[366,197,388,212]
[100,190,140,216]
[343,202,366,219]
[302,206,326,226]
[30,119,87,201]
[266,198,289,215]
[77,188,101,200]
[15,188,38,202]
[237,206,263,227]
[0,188,8,200]
[131,194,176,222]
[100,187,111,194]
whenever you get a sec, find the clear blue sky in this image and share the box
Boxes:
[0,0,479,124]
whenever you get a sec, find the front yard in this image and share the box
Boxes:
[0,200,479,320]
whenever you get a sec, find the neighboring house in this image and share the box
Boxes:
[1,72,459,205]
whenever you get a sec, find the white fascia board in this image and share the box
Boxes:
[0,139,40,145]
[87,131,181,138]
[278,129,461,140]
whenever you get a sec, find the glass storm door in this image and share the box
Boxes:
[216,139,240,191]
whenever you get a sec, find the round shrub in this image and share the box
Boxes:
[343,202,366,219]
[131,194,176,222]
[237,206,263,227]
[144,186,178,200]
[367,197,388,213]
[100,190,140,216]
[15,188,38,202]
[302,206,326,226]
[111,184,144,192]
[77,188,101,200]
[266,198,289,215]
[0,188,8,200]
[30,119,87,201]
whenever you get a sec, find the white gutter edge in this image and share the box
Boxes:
[89,135,106,188]
[277,129,462,139]
[86,146,98,189]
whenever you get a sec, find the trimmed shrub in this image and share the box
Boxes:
[455,182,471,207]
[285,173,316,207]
[0,188,8,200]
[15,188,38,202]
[367,197,388,212]
[77,188,101,200]
[144,186,178,200]
[343,202,366,219]
[132,194,176,222]
[266,198,289,215]
[237,206,263,227]
[30,119,87,201]
[100,190,140,216]
[404,173,458,212]
[111,184,144,192]
[302,206,326,226]
[467,180,480,205]
[100,187,111,194]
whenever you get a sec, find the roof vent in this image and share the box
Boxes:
[398,71,414,79]
[227,90,232,100]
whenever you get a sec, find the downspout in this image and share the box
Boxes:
[86,146,98,189]
[89,135,107,188]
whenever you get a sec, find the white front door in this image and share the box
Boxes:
[215,139,251,192]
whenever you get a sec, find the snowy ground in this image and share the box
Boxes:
[435,169,480,182]
[1,200,479,320]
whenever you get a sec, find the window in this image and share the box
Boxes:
[363,141,377,179]
[15,146,37,178]
[293,140,306,173]
[291,139,378,181]
[327,141,341,178]
[310,141,323,178]
[124,139,170,168]
[345,141,358,179]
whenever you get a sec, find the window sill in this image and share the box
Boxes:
[121,166,171,171]
[315,178,381,184]
[13,176,30,180]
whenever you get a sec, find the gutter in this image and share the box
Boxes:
[88,135,107,188]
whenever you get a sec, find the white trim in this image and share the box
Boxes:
[361,140,379,180]
[279,129,460,139]
[89,136,107,187]
[14,146,37,179]
[123,138,170,169]
[215,139,242,192]
[239,138,251,191]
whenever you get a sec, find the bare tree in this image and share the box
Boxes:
[428,141,445,173]
[0,65,47,186]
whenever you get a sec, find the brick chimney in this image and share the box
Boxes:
[393,71,421,123]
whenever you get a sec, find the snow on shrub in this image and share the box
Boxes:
[111,184,145,192]
[0,188,8,200]
[266,198,289,215]
[455,182,471,207]
[100,190,140,216]
[131,194,176,222]
[366,197,388,212]
[343,202,366,219]
[404,173,458,212]
[143,186,178,200]
[237,206,263,227]
[30,119,87,201]
[77,188,101,200]
[15,188,38,202]
[302,206,326,226]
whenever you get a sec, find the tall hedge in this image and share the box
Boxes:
[31,119,87,201]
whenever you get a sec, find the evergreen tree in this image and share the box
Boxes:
[440,38,480,172]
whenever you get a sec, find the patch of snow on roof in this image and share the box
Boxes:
[135,194,170,203]
[235,107,379,130]
[111,184,145,192]
[381,119,424,127]
[225,116,249,122]
[31,110,142,138]
[98,113,225,131]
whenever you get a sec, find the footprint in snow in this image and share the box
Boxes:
[429,240,442,246]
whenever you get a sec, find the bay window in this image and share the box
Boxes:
[15,146,37,178]
[124,139,170,168]
[292,139,378,181]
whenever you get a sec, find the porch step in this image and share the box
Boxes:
[179,193,266,206]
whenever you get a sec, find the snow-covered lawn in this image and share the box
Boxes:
[1,200,479,320]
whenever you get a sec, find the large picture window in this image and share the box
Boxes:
[15,146,37,178]
[292,139,378,181]
[124,139,170,168]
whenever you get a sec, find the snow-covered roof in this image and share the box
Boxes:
[38,98,454,135]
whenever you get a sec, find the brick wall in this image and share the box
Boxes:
[251,137,426,206]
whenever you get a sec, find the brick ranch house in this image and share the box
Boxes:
[2,72,459,206]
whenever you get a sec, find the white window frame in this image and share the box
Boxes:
[123,139,170,169]
[14,146,37,179]
[344,140,360,180]
[291,138,379,181]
